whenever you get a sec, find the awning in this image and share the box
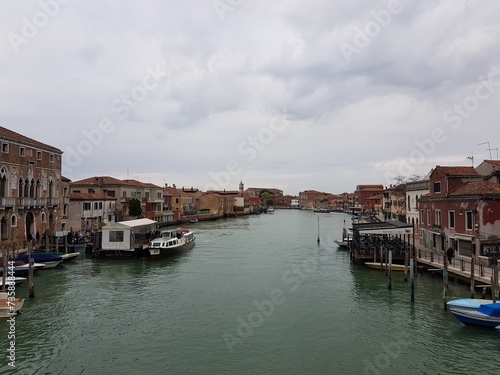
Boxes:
[453,234,474,241]
[353,221,413,235]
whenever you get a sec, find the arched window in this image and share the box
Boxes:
[11,214,17,227]
[18,178,23,198]
[30,179,35,198]
[41,212,46,224]
[48,176,53,198]
[24,178,29,197]
[0,167,7,198]
[36,179,41,198]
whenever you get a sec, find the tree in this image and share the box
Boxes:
[260,191,274,206]
[129,198,142,217]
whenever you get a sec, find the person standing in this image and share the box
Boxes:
[447,247,454,265]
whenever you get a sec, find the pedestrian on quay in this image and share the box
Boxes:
[447,247,454,265]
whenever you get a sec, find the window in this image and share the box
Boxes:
[427,210,431,226]
[433,182,441,193]
[420,209,424,224]
[466,211,473,230]
[1,143,9,153]
[109,231,124,242]
[94,202,98,210]
[11,215,17,227]
[99,202,103,209]
[83,202,91,210]
[449,211,455,229]
[435,210,441,227]
[36,150,42,160]
[20,147,25,157]
[49,154,54,163]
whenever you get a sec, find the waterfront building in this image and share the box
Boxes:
[66,192,118,231]
[0,126,65,247]
[417,165,500,261]
[354,184,384,212]
[406,175,431,231]
[381,184,405,222]
[70,176,172,225]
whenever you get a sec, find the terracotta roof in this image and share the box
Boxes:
[71,176,130,186]
[434,166,479,177]
[69,192,116,200]
[122,179,161,189]
[0,126,62,153]
[449,180,500,196]
[483,160,500,167]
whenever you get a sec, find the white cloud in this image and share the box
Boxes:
[1,0,499,195]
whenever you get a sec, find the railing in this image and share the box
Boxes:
[418,248,497,282]
[0,197,15,208]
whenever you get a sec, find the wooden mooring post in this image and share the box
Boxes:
[443,253,448,310]
[1,248,7,293]
[28,240,35,298]
[469,256,475,298]
[387,249,393,290]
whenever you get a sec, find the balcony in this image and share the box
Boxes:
[0,197,15,209]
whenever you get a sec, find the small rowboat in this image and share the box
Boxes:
[364,262,406,272]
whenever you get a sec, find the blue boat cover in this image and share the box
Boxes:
[478,303,500,317]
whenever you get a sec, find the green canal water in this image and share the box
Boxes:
[1,209,499,375]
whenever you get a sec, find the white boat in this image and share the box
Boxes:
[0,292,25,318]
[447,298,494,312]
[450,303,500,328]
[0,277,27,287]
[364,262,406,272]
[266,207,275,214]
[146,228,195,260]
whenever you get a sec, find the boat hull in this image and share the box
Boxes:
[148,240,195,260]
[450,308,500,327]
[364,262,406,272]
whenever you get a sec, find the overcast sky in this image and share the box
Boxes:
[1,0,499,195]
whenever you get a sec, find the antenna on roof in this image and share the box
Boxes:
[478,142,492,160]
[466,154,474,167]
[489,148,499,160]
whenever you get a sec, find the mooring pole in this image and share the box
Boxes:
[470,255,475,298]
[388,249,393,289]
[410,258,415,303]
[1,248,7,293]
[317,217,320,244]
[443,252,448,310]
[28,240,35,298]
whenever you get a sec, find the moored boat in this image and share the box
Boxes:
[450,303,500,328]
[364,262,406,272]
[0,277,27,287]
[0,260,46,275]
[16,253,63,269]
[146,228,195,260]
[0,292,25,318]
[446,298,494,312]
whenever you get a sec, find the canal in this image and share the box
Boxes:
[1,209,498,374]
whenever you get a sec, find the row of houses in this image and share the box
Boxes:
[350,161,500,264]
[0,126,299,248]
